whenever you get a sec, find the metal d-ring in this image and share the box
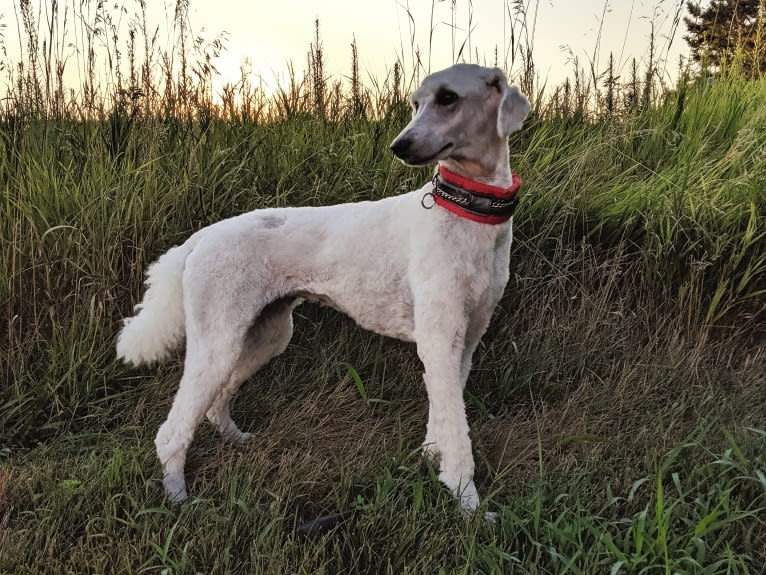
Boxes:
[421,173,438,209]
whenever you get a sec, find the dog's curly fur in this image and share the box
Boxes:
[117,63,530,516]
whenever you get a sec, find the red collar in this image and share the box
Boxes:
[429,165,521,224]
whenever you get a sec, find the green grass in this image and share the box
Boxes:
[2,61,766,574]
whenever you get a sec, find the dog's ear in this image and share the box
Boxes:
[487,70,531,138]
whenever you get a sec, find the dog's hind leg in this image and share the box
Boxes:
[154,332,244,502]
[153,262,274,501]
[206,298,300,442]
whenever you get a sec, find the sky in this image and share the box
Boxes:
[1,0,689,98]
[189,0,688,92]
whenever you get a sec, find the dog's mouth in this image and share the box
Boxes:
[401,142,454,166]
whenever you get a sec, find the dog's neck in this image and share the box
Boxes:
[438,144,513,188]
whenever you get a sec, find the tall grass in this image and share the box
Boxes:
[1,1,765,573]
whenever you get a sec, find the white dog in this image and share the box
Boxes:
[117,63,530,516]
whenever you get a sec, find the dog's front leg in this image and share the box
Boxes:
[424,303,494,462]
[416,324,481,515]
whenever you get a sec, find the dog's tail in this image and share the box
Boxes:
[116,242,191,366]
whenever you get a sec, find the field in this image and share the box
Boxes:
[2,2,766,573]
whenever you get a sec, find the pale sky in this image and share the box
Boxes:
[192,0,687,91]
[1,0,688,98]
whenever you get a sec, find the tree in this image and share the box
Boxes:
[684,0,766,77]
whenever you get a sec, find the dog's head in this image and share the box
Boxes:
[390,64,530,168]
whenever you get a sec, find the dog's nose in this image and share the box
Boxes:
[390,136,411,159]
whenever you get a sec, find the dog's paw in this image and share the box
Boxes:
[482,511,498,524]
[218,423,253,444]
[163,474,188,503]
[456,485,481,517]
[227,430,253,444]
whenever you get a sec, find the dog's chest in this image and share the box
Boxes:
[461,219,513,295]
[479,223,514,307]
[302,270,416,342]
[494,222,513,273]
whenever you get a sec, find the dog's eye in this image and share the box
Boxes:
[436,90,458,106]
[411,100,419,112]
